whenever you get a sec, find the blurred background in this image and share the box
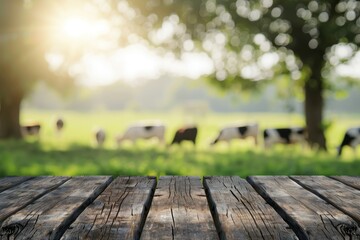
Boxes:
[0,0,359,177]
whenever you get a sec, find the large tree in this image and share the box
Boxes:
[0,1,71,138]
[0,0,119,139]
[129,0,360,150]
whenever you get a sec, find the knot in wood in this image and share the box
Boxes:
[337,223,360,237]
[0,223,23,237]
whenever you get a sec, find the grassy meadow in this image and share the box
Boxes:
[0,109,359,177]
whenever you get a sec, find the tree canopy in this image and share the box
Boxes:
[1,0,359,148]
[128,0,360,149]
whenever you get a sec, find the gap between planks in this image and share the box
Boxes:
[0,176,113,240]
[248,176,360,240]
[61,176,157,240]
[203,176,297,240]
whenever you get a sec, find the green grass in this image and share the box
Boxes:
[0,110,359,177]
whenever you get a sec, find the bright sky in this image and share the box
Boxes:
[47,13,214,87]
[72,44,214,87]
[69,43,360,87]
[47,12,360,87]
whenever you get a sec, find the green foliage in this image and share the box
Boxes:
[128,0,360,149]
[130,0,360,85]
[0,110,358,177]
[1,141,359,177]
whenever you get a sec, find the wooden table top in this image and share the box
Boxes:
[0,176,359,240]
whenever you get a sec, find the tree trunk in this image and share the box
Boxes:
[304,69,327,151]
[0,94,23,139]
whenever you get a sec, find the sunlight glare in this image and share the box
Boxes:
[61,17,90,39]
[54,15,112,48]
[73,43,214,87]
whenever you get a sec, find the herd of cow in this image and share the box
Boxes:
[21,118,359,157]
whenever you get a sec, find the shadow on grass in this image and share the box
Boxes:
[1,141,359,177]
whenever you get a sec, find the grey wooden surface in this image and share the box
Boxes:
[0,176,359,240]
[330,176,360,190]
[0,176,112,240]
[248,176,360,239]
[291,176,360,223]
[61,176,156,240]
[204,176,297,240]
[140,176,218,240]
[0,176,69,224]
[0,177,33,193]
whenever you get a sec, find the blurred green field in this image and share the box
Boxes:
[0,109,359,177]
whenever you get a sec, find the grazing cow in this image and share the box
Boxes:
[95,128,106,147]
[116,123,165,145]
[21,123,41,136]
[211,123,259,145]
[171,126,198,145]
[338,127,360,156]
[263,127,306,148]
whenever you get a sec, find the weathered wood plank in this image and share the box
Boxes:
[61,176,156,240]
[248,176,360,240]
[290,176,360,223]
[0,177,33,193]
[0,176,69,223]
[141,176,218,240]
[204,176,297,240]
[330,176,360,190]
[0,176,112,240]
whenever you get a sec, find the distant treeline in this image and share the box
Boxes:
[24,77,360,113]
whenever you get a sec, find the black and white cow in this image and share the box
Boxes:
[21,123,41,136]
[211,123,259,145]
[171,126,198,145]
[116,123,165,145]
[263,127,306,148]
[338,127,360,156]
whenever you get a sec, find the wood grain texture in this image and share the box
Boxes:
[0,176,69,223]
[140,176,218,240]
[204,176,297,240]
[0,177,33,193]
[248,176,360,240]
[0,176,112,240]
[330,176,360,190]
[61,176,156,240]
[290,176,360,223]
[1,175,359,240]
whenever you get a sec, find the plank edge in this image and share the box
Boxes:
[289,176,360,224]
[50,176,114,240]
[0,177,34,193]
[329,176,360,191]
[135,176,157,240]
[246,176,308,240]
[0,177,71,225]
[203,176,225,240]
